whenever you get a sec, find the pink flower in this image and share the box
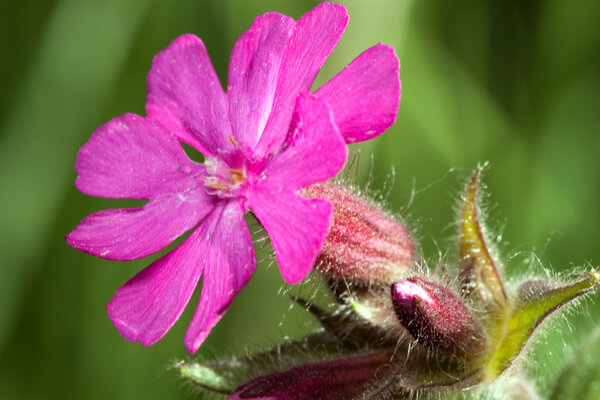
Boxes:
[66,2,400,353]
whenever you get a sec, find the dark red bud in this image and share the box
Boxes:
[391,278,485,359]
[228,351,394,400]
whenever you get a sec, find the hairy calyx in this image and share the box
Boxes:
[179,170,598,399]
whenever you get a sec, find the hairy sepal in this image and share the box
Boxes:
[483,271,599,379]
[178,331,349,395]
[391,278,486,360]
[304,181,414,285]
[227,351,394,400]
[459,167,507,313]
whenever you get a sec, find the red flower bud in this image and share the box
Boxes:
[304,182,414,284]
[228,351,394,400]
[391,278,485,359]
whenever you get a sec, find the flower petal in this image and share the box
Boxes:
[74,113,200,199]
[146,34,232,157]
[184,200,255,353]
[67,113,214,260]
[249,187,332,284]
[66,189,214,260]
[314,44,400,143]
[261,92,347,190]
[228,13,295,148]
[255,2,349,156]
[106,219,209,347]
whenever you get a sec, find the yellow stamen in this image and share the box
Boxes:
[230,169,245,183]
[229,136,239,146]
[208,183,228,190]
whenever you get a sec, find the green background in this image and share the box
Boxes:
[1,0,599,398]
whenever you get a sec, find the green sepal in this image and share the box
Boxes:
[177,362,234,394]
[459,166,507,312]
[484,271,599,379]
[178,331,351,394]
[347,286,408,340]
[292,296,396,349]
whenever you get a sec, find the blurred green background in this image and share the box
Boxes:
[1,0,599,398]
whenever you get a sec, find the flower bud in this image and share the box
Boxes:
[391,278,486,359]
[303,182,414,284]
[179,347,396,400]
[228,351,394,400]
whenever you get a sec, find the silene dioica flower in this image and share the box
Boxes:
[180,168,599,399]
[66,2,400,353]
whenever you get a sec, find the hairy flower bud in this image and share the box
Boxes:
[304,181,414,284]
[180,168,600,400]
[228,351,394,400]
[391,278,486,359]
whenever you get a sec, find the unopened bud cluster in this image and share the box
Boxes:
[180,169,598,399]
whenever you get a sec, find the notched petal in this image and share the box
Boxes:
[255,2,349,155]
[184,201,256,353]
[249,187,332,284]
[459,167,507,309]
[314,43,401,143]
[261,93,348,190]
[227,12,295,148]
[146,34,232,156]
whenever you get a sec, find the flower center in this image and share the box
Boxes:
[202,157,246,199]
